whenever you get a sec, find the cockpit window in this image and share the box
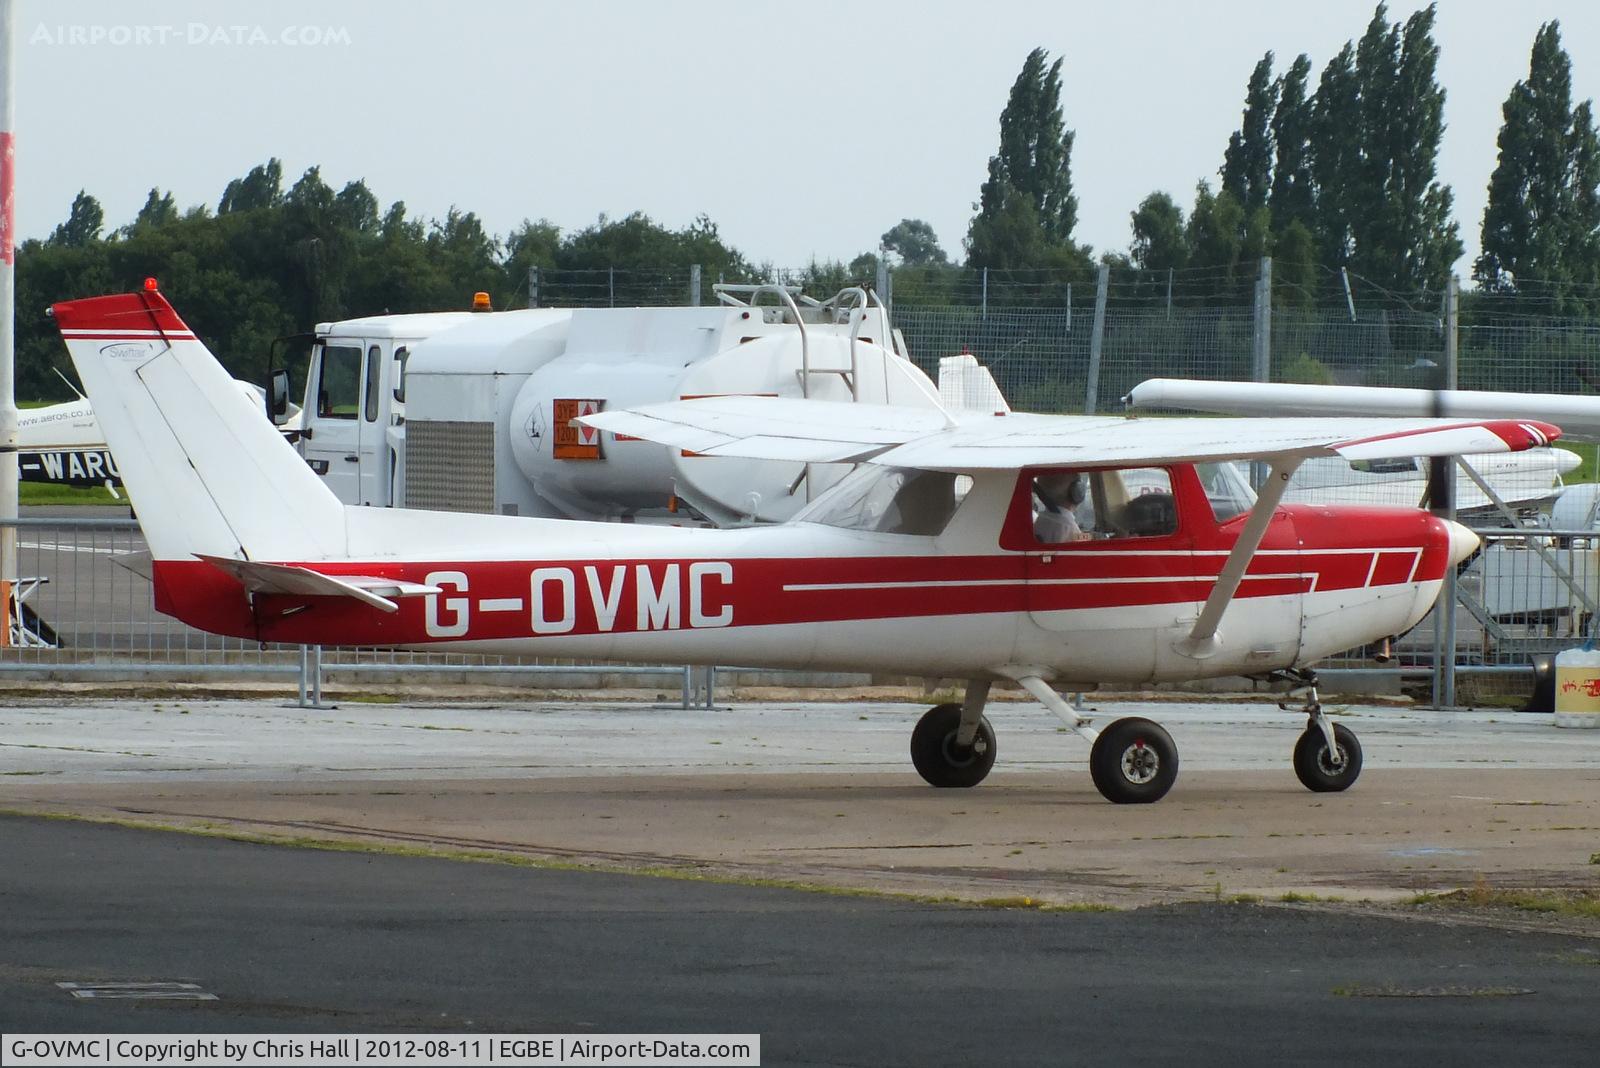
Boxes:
[1029,467,1179,543]
[1196,462,1256,522]
[797,466,965,536]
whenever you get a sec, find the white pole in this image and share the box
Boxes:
[0,0,19,647]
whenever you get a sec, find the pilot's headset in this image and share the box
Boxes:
[1064,474,1087,507]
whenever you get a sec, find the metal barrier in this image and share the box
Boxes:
[1,514,1584,705]
[0,516,705,707]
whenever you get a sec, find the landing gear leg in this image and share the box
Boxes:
[953,679,991,748]
[1013,675,1180,804]
[1278,669,1363,793]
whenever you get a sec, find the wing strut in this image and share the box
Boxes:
[1178,457,1303,659]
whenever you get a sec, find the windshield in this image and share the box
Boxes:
[1200,462,1257,522]
[796,466,965,536]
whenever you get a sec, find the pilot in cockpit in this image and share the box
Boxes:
[1033,471,1093,543]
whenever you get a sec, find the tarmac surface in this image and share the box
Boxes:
[4,813,1599,1065]
[3,693,1600,1059]
[2,695,1599,906]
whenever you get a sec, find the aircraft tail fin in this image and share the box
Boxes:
[52,287,346,563]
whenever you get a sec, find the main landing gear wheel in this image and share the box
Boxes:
[1292,722,1363,792]
[1089,717,1179,804]
[910,702,996,788]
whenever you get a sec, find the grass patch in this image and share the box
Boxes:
[1332,982,1533,999]
[0,807,1124,913]
[18,482,121,506]
[1409,878,1600,920]
[1279,891,1346,904]
[1560,442,1599,483]
[974,895,1118,913]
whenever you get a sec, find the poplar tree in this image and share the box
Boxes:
[1269,54,1315,233]
[48,191,104,247]
[967,48,1085,269]
[1221,53,1278,214]
[1310,3,1460,295]
[1477,21,1600,300]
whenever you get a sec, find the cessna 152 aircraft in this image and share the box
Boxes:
[51,286,1561,803]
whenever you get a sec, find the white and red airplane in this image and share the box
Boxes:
[50,286,1562,803]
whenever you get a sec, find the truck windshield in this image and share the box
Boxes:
[316,345,362,419]
[795,465,964,536]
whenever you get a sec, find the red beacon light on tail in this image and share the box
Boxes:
[143,277,159,292]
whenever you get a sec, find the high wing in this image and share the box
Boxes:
[579,396,1560,469]
[580,396,960,463]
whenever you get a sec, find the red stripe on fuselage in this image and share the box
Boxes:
[150,511,1452,646]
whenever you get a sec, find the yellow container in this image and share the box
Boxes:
[1553,647,1600,728]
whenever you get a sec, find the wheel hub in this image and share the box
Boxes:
[941,732,987,768]
[1317,744,1347,774]
[1120,739,1159,784]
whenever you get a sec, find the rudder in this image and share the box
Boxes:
[52,287,345,562]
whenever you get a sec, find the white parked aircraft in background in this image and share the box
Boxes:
[18,377,288,493]
[1128,379,1584,518]
[52,287,1560,803]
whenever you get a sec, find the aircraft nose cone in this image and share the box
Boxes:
[1445,519,1479,565]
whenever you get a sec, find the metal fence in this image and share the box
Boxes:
[2,512,1590,703]
[527,261,1600,415]
[0,517,715,706]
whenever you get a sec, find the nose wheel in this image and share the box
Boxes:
[1278,670,1363,793]
[1293,720,1363,792]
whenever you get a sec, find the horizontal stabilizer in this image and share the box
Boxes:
[112,551,154,581]
[198,556,442,614]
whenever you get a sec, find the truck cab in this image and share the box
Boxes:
[297,311,477,506]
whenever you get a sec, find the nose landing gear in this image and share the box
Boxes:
[1279,669,1363,793]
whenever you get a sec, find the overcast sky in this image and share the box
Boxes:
[14,0,1600,276]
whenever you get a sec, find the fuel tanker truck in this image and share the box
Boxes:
[286,286,979,525]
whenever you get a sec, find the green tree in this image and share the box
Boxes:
[1221,53,1278,214]
[880,219,947,266]
[1572,101,1600,291]
[1269,54,1316,233]
[1185,183,1269,302]
[1343,3,1461,294]
[1129,192,1188,272]
[48,190,104,247]
[1271,219,1318,308]
[1306,4,1460,296]
[332,180,380,234]
[131,187,178,230]
[1476,21,1600,304]
[967,47,1087,271]
[1310,42,1362,266]
[218,158,284,214]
